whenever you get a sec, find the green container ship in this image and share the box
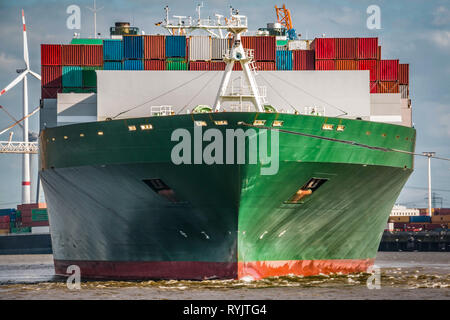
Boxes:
[39,12,415,280]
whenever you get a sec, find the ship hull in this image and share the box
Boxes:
[40,112,415,279]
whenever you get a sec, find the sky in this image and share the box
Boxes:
[0,0,449,208]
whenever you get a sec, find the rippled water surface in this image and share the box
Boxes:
[0,252,448,299]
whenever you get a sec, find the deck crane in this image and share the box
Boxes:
[275,4,297,40]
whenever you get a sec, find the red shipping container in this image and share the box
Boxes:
[233,62,243,71]
[357,38,378,59]
[377,46,381,60]
[336,60,357,70]
[424,223,447,231]
[399,64,409,84]
[31,221,49,227]
[315,60,335,70]
[255,36,276,61]
[41,66,62,88]
[17,203,46,210]
[189,61,209,70]
[83,45,103,66]
[311,38,335,60]
[435,208,450,215]
[255,61,276,71]
[358,60,378,81]
[292,50,315,70]
[41,44,62,66]
[62,44,83,65]
[209,61,226,71]
[144,60,165,70]
[378,59,399,81]
[0,216,10,223]
[335,38,357,59]
[241,36,257,51]
[144,35,165,60]
[41,87,62,99]
[377,81,399,93]
[370,81,378,93]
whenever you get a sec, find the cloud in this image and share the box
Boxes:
[432,6,450,26]
[428,30,450,49]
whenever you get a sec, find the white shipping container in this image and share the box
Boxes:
[399,84,409,99]
[189,36,212,61]
[31,226,50,233]
[211,38,229,60]
[288,40,309,50]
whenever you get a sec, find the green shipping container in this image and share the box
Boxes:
[277,39,288,46]
[62,66,83,87]
[62,87,97,93]
[11,227,31,234]
[16,210,21,218]
[166,59,187,70]
[82,66,102,87]
[31,209,47,215]
[71,38,103,45]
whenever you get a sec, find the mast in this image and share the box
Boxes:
[213,14,266,112]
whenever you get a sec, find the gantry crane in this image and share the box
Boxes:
[275,4,297,40]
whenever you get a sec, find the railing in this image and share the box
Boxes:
[227,15,248,28]
[0,141,39,154]
[226,84,267,99]
[224,48,254,60]
[304,106,325,116]
[151,105,174,116]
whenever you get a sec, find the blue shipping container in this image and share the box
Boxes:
[410,216,431,223]
[0,208,15,216]
[166,35,186,58]
[62,66,83,87]
[123,60,143,70]
[103,61,123,70]
[103,39,123,61]
[276,50,292,70]
[123,36,143,59]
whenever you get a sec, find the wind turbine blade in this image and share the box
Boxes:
[0,72,27,97]
[29,70,41,81]
[22,9,30,69]
[0,105,40,136]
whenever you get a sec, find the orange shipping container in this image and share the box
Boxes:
[83,45,103,66]
[144,60,165,70]
[144,35,165,60]
[336,60,357,70]
[399,64,409,84]
[62,45,83,65]
[377,81,399,93]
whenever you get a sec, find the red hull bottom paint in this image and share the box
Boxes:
[54,258,374,280]
[54,260,237,280]
[238,259,375,280]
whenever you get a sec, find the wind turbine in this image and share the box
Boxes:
[0,10,41,204]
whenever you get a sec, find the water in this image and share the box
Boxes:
[0,252,448,299]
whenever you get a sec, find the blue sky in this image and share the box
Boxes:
[0,0,449,208]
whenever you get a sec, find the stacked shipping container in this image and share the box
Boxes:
[40,35,410,100]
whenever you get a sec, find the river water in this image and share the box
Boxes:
[0,252,448,299]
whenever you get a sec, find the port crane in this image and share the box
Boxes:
[0,10,41,204]
[275,4,297,40]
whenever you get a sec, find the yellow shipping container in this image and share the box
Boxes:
[388,216,410,223]
[431,216,450,223]
[0,229,9,235]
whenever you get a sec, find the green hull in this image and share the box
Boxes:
[39,112,415,279]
